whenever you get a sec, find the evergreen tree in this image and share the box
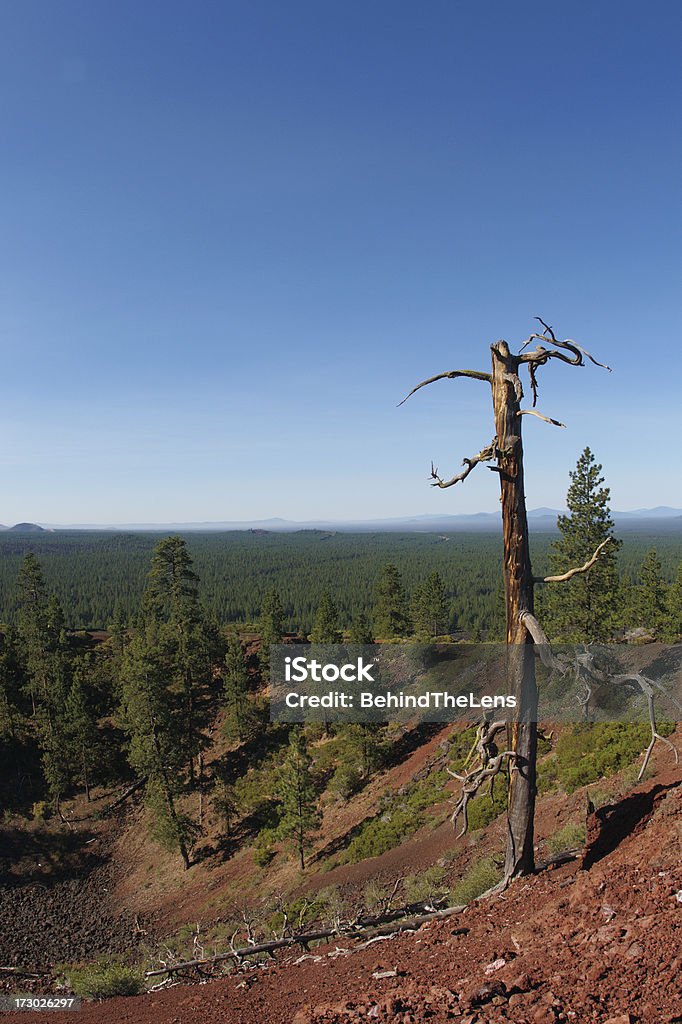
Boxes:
[542,448,622,641]
[343,723,385,778]
[636,548,668,634]
[0,629,23,743]
[212,778,238,840]
[15,554,50,713]
[63,659,100,800]
[142,536,213,784]
[411,571,449,637]
[15,556,74,807]
[349,612,374,645]
[276,729,320,870]
[223,635,256,741]
[259,588,285,679]
[119,630,192,869]
[310,591,342,644]
[667,562,682,640]
[260,588,284,646]
[374,564,410,638]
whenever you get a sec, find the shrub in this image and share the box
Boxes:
[555,721,675,794]
[253,829,276,867]
[329,762,363,801]
[67,962,144,1000]
[465,785,507,831]
[340,771,448,864]
[545,822,586,857]
[404,866,448,906]
[450,857,502,905]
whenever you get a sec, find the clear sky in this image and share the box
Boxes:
[2,0,681,524]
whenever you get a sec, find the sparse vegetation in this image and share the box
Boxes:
[66,961,144,1000]
[450,856,502,904]
[545,822,586,857]
[340,771,448,863]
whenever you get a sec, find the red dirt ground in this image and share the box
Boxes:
[6,756,682,1024]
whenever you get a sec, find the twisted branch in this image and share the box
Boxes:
[536,538,611,583]
[430,438,496,489]
[398,368,491,406]
[519,410,566,428]
[448,720,513,837]
[518,317,611,371]
[519,615,681,782]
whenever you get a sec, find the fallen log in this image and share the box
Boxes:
[143,904,466,978]
[0,966,46,977]
[102,777,148,817]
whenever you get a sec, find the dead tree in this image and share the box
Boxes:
[401,318,611,883]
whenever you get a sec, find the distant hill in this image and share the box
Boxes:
[33,508,682,534]
[8,523,46,533]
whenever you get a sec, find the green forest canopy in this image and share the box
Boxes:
[1,529,681,634]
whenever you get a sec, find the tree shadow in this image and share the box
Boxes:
[0,825,101,886]
[581,778,681,870]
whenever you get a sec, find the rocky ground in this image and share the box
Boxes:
[0,861,147,973]
[3,764,682,1024]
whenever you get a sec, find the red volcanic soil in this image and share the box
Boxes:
[6,764,682,1024]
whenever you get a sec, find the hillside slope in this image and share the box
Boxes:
[6,759,682,1024]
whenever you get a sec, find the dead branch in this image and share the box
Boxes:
[430,438,496,489]
[536,538,611,583]
[585,667,675,778]
[519,621,681,780]
[448,751,518,837]
[143,905,466,978]
[447,720,516,837]
[518,611,568,674]
[398,368,491,406]
[518,410,566,428]
[102,777,148,816]
[518,318,611,372]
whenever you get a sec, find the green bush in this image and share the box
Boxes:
[465,785,507,831]
[545,822,586,857]
[450,856,502,905]
[253,829,276,867]
[67,962,144,1000]
[329,761,364,801]
[340,771,448,864]
[404,866,448,906]
[555,721,675,794]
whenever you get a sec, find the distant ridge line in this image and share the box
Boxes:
[4,508,681,534]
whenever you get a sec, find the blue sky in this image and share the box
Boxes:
[1,0,681,524]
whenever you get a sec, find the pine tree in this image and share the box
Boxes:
[0,629,23,744]
[310,591,341,644]
[15,556,74,807]
[667,562,682,640]
[542,448,622,641]
[411,571,449,638]
[223,635,256,741]
[374,564,410,638]
[636,549,668,634]
[119,630,192,869]
[15,554,50,713]
[142,536,212,784]
[349,612,374,645]
[259,588,285,679]
[260,588,284,646]
[212,778,238,840]
[64,659,100,801]
[276,729,320,870]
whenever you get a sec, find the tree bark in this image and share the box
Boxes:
[490,341,537,881]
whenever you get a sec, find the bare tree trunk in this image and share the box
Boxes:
[402,320,611,882]
[490,341,537,881]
